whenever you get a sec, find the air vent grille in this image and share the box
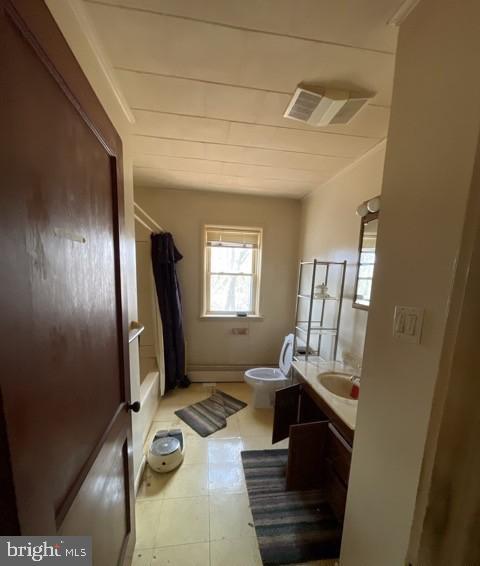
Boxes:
[283,87,370,127]
[287,90,322,121]
[330,98,369,124]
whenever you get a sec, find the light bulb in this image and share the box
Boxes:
[367,197,381,213]
[356,202,369,217]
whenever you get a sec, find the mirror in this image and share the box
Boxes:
[353,211,379,310]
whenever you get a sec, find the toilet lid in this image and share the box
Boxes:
[279,334,294,376]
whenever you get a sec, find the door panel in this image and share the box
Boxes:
[325,423,352,487]
[0,1,134,563]
[60,415,132,565]
[272,384,301,444]
[286,421,328,491]
[299,388,328,423]
[324,460,348,522]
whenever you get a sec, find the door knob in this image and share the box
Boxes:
[127,401,141,413]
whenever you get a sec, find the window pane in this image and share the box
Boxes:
[210,247,253,274]
[359,264,374,278]
[356,278,372,302]
[360,251,375,264]
[209,274,253,312]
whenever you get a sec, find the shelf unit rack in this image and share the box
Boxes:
[293,259,347,363]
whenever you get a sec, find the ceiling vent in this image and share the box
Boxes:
[283,87,369,127]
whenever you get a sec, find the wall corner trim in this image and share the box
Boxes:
[302,138,388,202]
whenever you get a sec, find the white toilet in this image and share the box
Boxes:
[244,334,294,408]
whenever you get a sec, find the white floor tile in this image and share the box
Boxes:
[137,467,166,501]
[135,499,164,549]
[237,407,274,437]
[153,404,184,422]
[208,463,246,494]
[132,548,152,566]
[161,464,209,499]
[210,537,262,566]
[138,464,208,500]
[182,437,209,465]
[208,438,244,464]
[209,493,255,541]
[155,497,209,547]
[149,542,209,565]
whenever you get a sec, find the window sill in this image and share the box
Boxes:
[200,314,264,321]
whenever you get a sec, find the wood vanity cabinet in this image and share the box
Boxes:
[272,381,353,522]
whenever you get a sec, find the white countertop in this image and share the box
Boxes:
[292,360,358,431]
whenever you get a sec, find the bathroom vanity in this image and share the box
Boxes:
[272,361,357,522]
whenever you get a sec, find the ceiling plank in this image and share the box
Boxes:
[86,1,396,106]
[86,0,399,54]
[132,110,381,158]
[132,136,353,173]
[117,68,390,138]
[83,0,396,197]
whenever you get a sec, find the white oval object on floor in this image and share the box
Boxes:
[147,429,185,472]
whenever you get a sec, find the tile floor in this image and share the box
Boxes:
[133,382,337,566]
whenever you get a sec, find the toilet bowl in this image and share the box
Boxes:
[244,334,294,408]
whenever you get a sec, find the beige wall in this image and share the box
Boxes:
[299,142,386,363]
[45,0,144,481]
[341,0,480,564]
[414,130,480,566]
[135,187,301,376]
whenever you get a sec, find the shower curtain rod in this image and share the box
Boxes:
[134,202,164,233]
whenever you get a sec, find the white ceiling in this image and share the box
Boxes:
[84,0,400,198]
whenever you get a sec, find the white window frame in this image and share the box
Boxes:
[355,247,376,306]
[202,224,263,317]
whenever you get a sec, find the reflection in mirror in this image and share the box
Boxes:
[353,212,379,310]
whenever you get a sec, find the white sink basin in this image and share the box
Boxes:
[318,372,357,401]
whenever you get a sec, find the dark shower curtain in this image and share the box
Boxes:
[151,232,189,391]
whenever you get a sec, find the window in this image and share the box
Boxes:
[203,225,262,316]
[356,246,376,304]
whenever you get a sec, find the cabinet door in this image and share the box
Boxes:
[324,424,352,522]
[272,384,301,443]
[299,387,328,423]
[324,460,348,522]
[286,421,329,491]
[325,423,352,486]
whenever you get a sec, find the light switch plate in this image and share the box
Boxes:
[393,306,424,343]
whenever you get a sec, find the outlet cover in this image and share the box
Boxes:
[232,327,249,335]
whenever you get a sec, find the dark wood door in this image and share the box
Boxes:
[272,384,301,443]
[286,421,328,491]
[0,1,135,564]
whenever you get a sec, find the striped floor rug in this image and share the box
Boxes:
[241,449,342,565]
[175,390,247,437]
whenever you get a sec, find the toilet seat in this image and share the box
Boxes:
[244,367,286,382]
[278,333,294,376]
[244,334,294,408]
